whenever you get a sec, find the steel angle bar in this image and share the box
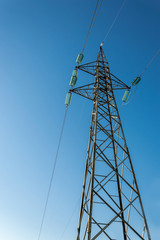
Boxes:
[92,193,143,240]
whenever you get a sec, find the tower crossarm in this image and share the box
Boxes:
[73,62,130,98]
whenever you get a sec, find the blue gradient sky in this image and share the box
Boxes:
[0,0,160,239]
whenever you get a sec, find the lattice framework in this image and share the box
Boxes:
[70,47,151,240]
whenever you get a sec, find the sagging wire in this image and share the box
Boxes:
[140,48,160,77]
[101,0,127,46]
[66,0,104,105]
[37,106,68,240]
[82,0,104,54]
[59,196,81,240]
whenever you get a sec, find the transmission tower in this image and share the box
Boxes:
[70,47,151,240]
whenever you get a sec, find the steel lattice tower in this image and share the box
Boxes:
[70,47,151,240]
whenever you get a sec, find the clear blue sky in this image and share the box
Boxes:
[0,0,159,239]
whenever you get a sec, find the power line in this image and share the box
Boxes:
[140,48,160,77]
[37,106,68,240]
[101,0,126,45]
[123,48,160,105]
[59,197,81,240]
[82,0,100,53]
[82,0,103,53]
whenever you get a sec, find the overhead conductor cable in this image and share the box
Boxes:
[101,0,126,46]
[123,47,160,105]
[140,48,160,77]
[37,106,68,240]
[82,0,103,53]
